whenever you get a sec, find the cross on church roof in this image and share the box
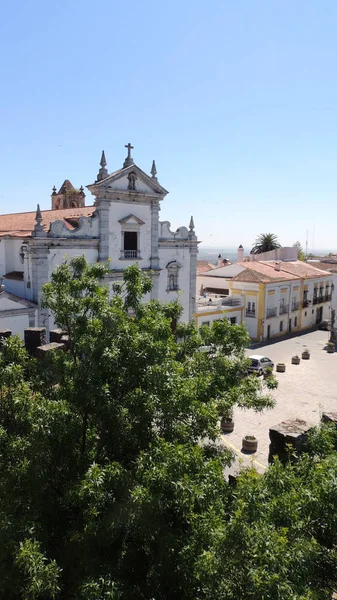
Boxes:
[123,143,135,168]
[125,142,134,158]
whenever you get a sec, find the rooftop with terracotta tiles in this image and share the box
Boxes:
[232,260,330,283]
[0,206,95,237]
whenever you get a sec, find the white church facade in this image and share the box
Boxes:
[0,145,198,337]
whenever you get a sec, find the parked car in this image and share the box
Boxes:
[248,355,274,375]
[318,319,331,331]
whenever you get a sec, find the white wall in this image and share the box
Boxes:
[197,310,241,328]
[301,276,332,329]
[108,202,152,268]
[47,247,99,277]
[4,239,24,273]
[2,278,24,297]
[0,238,25,277]
[231,281,259,339]
[158,246,191,322]
[243,313,258,339]
[264,281,301,338]
[249,247,298,262]
[0,240,6,276]
[0,314,31,338]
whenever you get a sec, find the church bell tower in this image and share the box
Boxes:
[51,180,86,210]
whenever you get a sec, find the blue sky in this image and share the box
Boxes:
[1,0,337,251]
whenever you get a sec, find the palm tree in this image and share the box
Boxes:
[251,233,281,254]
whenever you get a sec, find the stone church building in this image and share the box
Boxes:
[0,145,198,337]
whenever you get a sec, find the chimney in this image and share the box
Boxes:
[275,261,282,272]
[237,244,244,262]
[217,254,222,267]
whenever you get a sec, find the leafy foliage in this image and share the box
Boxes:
[0,257,336,599]
[293,241,306,261]
[251,233,281,254]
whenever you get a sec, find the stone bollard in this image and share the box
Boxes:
[24,327,46,356]
[0,329,12,340]
[269,419,314,464]
[36,342,66,360]
[50,329,66,343]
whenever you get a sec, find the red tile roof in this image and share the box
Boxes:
[269,260,330,279]
[0,206,95,238]
[232,260,331,283]
[196,261,216,275]
[232,268,271,283]
[308,262,337,272]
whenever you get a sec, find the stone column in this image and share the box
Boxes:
[96,199,110,262]
[189,243,198,321]
[150,201,160,299]
[30,245,50,339]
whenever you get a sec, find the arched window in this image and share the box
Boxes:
[167,261,181,291]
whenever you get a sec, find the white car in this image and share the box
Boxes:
[248,355,274,375]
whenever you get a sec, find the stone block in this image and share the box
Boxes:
[0,329,12,340]
[36,342,66,359]
[60,335,70,350]
[269,419,314,464]
[24,327,46,355]
[50,329,66,343]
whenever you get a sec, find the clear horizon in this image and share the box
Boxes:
[1,1,337,249]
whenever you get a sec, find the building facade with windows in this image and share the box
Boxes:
[195,256,335,341]
[0,146,198,337]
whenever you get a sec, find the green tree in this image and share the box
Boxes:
[251,233,281,254]
[293,241,306,261]
[198,424,337,599]
[0,258,273,599]
[0,258,336,599]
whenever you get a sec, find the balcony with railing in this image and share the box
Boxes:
[196,294,242,313]
[245,310,256,318]
[279,304,289,315]
[302,299,310,308]
[291,301,300,311]
[313,295,326,305]
[325,293,332,301]
[266,307,277,318]
[220,297,242,307]
[121,249,141,259]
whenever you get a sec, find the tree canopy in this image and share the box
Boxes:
[251,233,281,254]
[0,257,336,599]
[293,241,306,261]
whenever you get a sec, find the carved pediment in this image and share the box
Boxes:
[118,214,145,227]
[87,164,169,199]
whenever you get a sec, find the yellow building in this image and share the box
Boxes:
[196,260,335,342]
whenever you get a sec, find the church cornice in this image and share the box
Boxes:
[93,190,165,205]
[158,240,200,248]
[28,238,98,250]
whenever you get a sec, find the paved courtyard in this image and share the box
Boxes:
[222,330,337,474]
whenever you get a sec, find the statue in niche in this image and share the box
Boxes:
[127,172,137,191]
